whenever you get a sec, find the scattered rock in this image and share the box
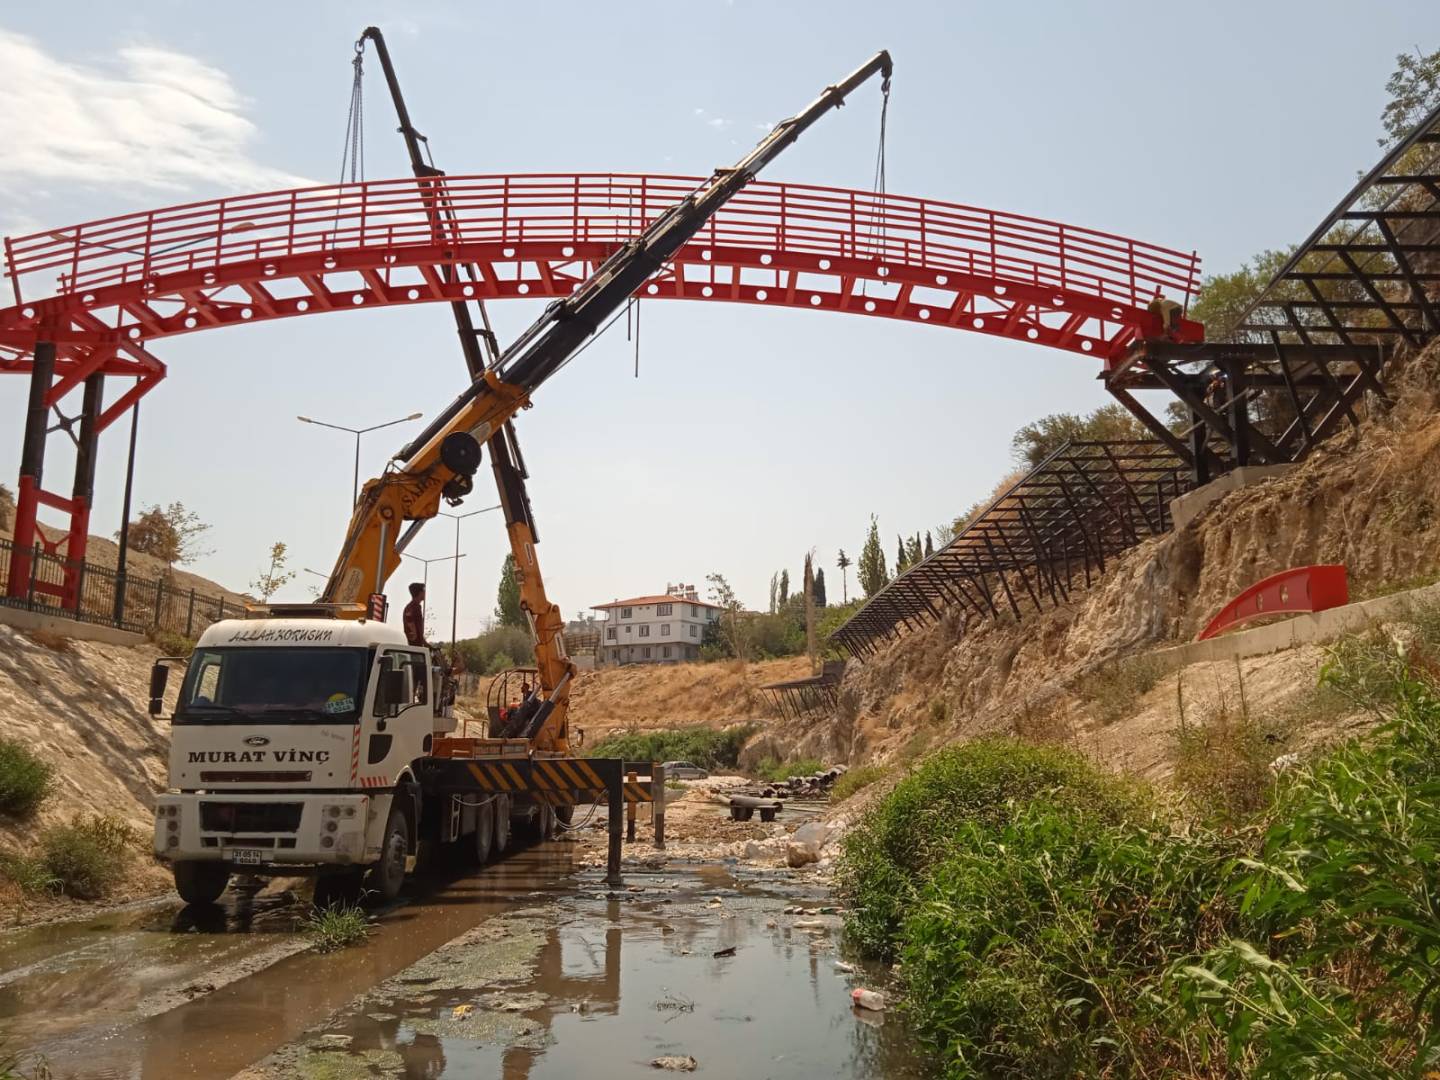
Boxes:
[713,946,737,958]
[315,1033,353,1049]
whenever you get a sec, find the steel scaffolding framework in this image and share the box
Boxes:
[1104,96,1440,483]
[831,441,1191,657]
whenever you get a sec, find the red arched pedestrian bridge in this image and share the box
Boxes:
[0,173,1201,608]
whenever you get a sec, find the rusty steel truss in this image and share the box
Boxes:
[760,660,847,723]
[1106,96,1440,483]
[831,441,1191,657]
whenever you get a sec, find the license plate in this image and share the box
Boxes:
[229,848,263,866]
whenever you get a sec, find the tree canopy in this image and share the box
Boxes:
[494,553,525,628]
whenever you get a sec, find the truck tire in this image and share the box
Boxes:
[493,794,511,856]
[474,800,494,864]
[173,860,229,906]
[367,805,409,902]
[555,804,574,827]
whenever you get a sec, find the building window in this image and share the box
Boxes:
[689,604,698,618]
[657,603,673,616]
[689,624,698,638]
[661,624,671,636]
[621,607,633,619]
[625,626,632,635]
[639,625,650,638]
[663,645,672,658]
[643,646,652,659]
[606,627,616,640]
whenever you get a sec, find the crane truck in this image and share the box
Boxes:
[147,46,893,907]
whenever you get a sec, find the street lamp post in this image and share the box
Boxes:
[400,551,466,639]
[297,411,423,505]
[439,504,501,646]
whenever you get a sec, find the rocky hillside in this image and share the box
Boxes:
[774,341,1440,780]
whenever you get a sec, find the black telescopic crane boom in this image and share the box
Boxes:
[358,25,498,376]
[395,49,893,464]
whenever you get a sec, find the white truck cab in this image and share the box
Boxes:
[151,614,458,905]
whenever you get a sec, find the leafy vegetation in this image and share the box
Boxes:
[858,514,888,597]
[117,501,212,574]
[147,627,196,658]
[585,725,754,771]
[0,738,53,818]
[829,764,888,803]
[754,757,823,782]
[249,540,296,601]
[453,625,532,676]
[304,901,372,952]
[1009,403,1149,470]
[839,599,1440,1078]
[494,553,524,628]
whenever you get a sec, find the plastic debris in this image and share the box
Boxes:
[851,988,886,1011]
[451,1004,475,1020]
[651,1055,699,1071]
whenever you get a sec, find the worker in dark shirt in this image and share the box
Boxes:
[403,582,427,647]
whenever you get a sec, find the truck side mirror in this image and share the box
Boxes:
[148,663,169,716]
[378,669,407,713]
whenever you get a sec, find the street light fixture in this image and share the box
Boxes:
[440,504,502,646]
[297,411,423,505]
[401,551,466,642]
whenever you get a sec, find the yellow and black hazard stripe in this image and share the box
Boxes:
[623,781,654,803]
[531,757,605,794]
[463,760,531,793]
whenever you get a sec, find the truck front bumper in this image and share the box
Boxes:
[153,792,375,868]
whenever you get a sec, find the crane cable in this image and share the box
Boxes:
[860,76,891,294]
[340,41,366,184]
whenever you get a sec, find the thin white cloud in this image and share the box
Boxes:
[0,29,309,196]
[692,106,731,131]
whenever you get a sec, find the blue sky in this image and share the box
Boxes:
[0,1,1430,633]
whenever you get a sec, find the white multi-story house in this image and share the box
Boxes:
[593,583,720,666]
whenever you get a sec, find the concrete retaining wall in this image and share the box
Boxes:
[1169,464,1297,531]
[1150,580,1440,673]
[0,604,146,648]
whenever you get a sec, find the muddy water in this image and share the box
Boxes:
[256,861,925,1079]
[2,844,926,1078]
[2,845,579,1078]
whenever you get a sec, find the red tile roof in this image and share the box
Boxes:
[591,594,719,610]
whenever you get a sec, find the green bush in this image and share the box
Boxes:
[484,651,517,676]
[147,628,195,657]
[754,757,824,782]
[586,725,755,771]
[836,738,1148,959]
[0,853,60,895]
[0,739,53,817]
[829,764,888,803]
[37,814,138,899]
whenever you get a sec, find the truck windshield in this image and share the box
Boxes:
[175,647,368,724]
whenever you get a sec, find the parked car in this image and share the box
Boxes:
[663,761,709,780]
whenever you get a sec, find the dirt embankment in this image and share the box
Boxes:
[565,656,806,738]
[0,625,175,920]
[767,342,1440,781]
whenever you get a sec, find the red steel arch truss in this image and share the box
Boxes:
[0,173,1201,608]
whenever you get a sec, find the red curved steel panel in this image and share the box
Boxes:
[1197,564,1350,641]
[0,173,1201,385]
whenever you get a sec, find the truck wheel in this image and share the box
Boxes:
[519,802,554,844]
[555,804,574,827]
[173,861,229,906]
[367,806,409,901]
[492,794,511,856]
[474,801,494,864]
[313,869,364,909]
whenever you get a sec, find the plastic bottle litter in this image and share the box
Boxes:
[851,988,886,1011]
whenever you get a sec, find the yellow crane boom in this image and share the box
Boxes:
[321,49,894,754]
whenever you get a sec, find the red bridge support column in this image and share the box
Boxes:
[7,341,54,600]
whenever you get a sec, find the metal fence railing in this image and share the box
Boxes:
[0,536,243,640]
